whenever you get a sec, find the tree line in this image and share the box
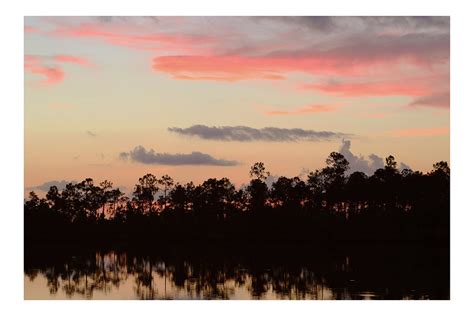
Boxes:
[24,151,450,245]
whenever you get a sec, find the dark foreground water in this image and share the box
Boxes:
[24,243,449,300]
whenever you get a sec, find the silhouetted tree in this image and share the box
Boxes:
[133,174,159,215]
[321,152,350,212]
[158,175,174,211]
[247,162,270,212]
[270,176,306,210]
[250,162,270,181]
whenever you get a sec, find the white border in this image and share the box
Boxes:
[2,0,474,315]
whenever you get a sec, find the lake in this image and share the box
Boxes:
[24,243,449,300]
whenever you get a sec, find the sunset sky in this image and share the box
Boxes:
[24,16,450,195]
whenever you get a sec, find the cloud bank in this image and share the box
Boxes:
[339,140,410,175]
[27,180,77,192]
[119,146,238,166]
[35,17,449,107]
[168,125,350,142]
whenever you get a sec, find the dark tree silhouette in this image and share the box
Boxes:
[24,151,450,246]
[133,174,159,215]
[250,162,270,181]
[158,175,174,211]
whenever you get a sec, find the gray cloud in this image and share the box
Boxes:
[254,17,338,32]
[95,16,160,24]
[27,180,77,192]
[266,32,449,66]
[409,92,450,109]
[400,162,412,171]
[168,125,350,142]
[86,130,97,137]
[258,16,449,34]
[360,16,449,32]
[332,32,448,64]
[119,146,238,166]
[339,139,410,175]
[95,16,130,23]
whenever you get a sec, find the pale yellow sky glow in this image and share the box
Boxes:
[24,17,449,195]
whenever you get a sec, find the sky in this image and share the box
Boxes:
[24,16,450,195]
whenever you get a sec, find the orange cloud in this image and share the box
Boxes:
[265,104,338,116]
[390,126,449,137]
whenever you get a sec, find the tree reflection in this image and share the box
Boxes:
[24,245,449,300]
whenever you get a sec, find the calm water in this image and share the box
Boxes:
[24,244,449,300]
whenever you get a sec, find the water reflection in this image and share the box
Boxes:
[24,244,449,300]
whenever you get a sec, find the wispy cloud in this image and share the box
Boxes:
[50,23,215,54]
[24,26,39,33]
[264,104,338,116]
[168,125,350,142]
[119,146,238,166]
[254,17,449,34]
[24,55,64,85]
[86,130,97,137]
[390,126,449,137]
[301,79,431,97]
[54,55,92,67]
[24,54,92,85]
[152,33,449,82]
[36,17,449,106]
[409,92,450,109]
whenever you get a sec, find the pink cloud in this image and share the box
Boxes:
[43,20,449,91]
[151,55,369,82]
[151,52,446,83]
[51,24,215,53]
[24,56,64,85]
[54,55,92,67]
[409,92,450,109]
[24,54,92,85]
[301,80,431,97]
[301,77,449,110]
[390,126,449,137]
[24,26,39,33]
[264,104,338,116]
[150,32,448,82]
